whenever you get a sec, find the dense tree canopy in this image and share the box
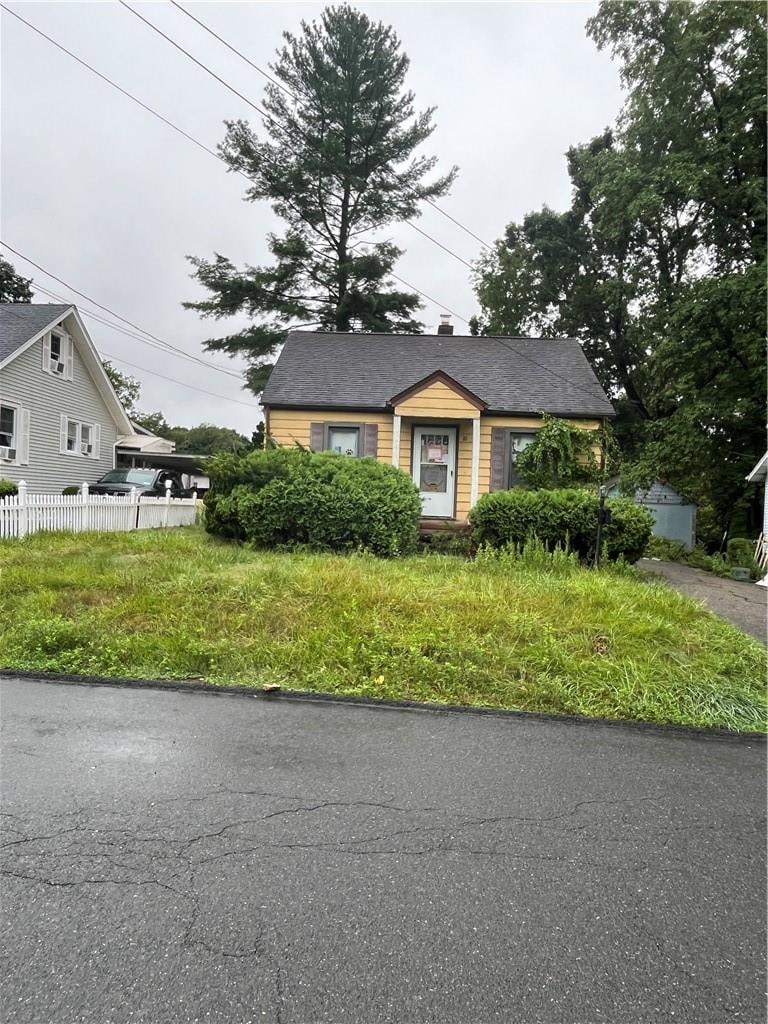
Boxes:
[472,0,766,538]
[0,257,32,303]
[185,4,455,393]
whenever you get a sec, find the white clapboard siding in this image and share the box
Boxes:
[0,483,198,539]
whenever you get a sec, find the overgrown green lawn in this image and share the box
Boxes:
[1,528,765,731]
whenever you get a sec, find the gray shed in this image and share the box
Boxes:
[606,478,697,549]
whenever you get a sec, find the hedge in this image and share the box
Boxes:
[468,488,653,563]
[204,448,421,556]
[0,479,18,498]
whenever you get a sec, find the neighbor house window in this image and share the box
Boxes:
[506,432,536,487]
[80,424,93,456]
[62,418,97,457]
[326,425,360,457]
[66,419,79,452]
[43,328,72,379]
[0,404,16,459]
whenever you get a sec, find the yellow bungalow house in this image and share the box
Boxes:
[261,320,615,526]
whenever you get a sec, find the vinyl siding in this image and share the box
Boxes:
[0,333,119,492]
[393,379,481,419]
[266,408,602,522]
[478,415,600,494]
[267,408,393,463]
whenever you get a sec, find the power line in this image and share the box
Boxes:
[101,351,260,408]
[169,0,291,99]
[1,242,243,379]
[170,0,495,252]
[3,3,466,327]
[491,336,616,409]
[119,1,482,274]
[388,274,470,325]
[29,280,246,369]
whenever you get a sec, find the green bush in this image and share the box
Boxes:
[727,537,756,567]
[62,485,80,496]
[603,497,656,564]
[0,479,18,498]
[468,488,653,563]
[203,448,311,538]
[207,448,421,556]
[645,535,687,561]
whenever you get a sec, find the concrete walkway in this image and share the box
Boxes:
[638,558,766,643]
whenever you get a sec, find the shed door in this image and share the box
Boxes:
[412,426,456,518]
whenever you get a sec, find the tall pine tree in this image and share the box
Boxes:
[184,5,456,393]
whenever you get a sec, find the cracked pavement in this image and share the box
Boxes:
[1,678,765,1023]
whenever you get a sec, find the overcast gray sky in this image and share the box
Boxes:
[1,1,623,435]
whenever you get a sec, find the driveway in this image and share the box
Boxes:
[638,558,766,643]
[1,678,765,1024]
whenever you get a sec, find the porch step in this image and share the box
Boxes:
[419,518,469,537]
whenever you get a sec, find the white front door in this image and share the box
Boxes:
[412,426,457,518]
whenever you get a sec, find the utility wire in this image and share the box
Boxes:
[2,3,466,326]
[1,242,244,379]
[3,6,608,405]
[119,1,482,273]
[30,280,246,370]
[101,351,260,408]
[170,0,495,251]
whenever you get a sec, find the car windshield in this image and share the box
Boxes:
[98,470,157,486]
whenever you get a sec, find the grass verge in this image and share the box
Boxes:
[1,528,765,731]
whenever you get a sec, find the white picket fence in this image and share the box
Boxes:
[0,481,199,539]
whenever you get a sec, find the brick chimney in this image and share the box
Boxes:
[437,314,454,335]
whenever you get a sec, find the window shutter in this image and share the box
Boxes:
[18,408,30,465]
[60,414,68,454]
[362,423,378,459]
[41,333,50,372]
[489,427,507,491]
[93,423,101,460]
[309,422,324,452]
[64,335,74,381]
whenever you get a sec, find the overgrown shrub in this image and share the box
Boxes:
[515,414,601,489]
[468,488,653,563]
[62,485,80,496]
[646,535,759,578]
[204,448,311,538]
[645,536,687,561]
[602,497,656,564]
[727,537,756,567]
[0,479,18,498]
[206,448,421,556]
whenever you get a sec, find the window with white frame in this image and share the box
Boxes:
[326,425,360,457]
[43,327,72,379]
[0,404,16,459]
[62,417,98,458]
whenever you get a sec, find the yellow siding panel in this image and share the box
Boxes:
[394,379,480,418]
[268,408,393,463]
[267,409,602,521]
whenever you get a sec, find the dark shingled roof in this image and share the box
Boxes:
[262,332,615,418]
[0,303,72,363]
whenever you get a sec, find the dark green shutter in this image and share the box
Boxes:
[309,422,324,452]
[490,428,507,491]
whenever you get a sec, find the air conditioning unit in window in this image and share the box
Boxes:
[50,357,65,374]
[81,442,93,455]
[0,446,16,461]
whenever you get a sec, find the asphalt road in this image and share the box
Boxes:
[1,679,765,1024]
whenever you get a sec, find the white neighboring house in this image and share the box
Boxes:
[746,451,768,586]
[0,303,142,492]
